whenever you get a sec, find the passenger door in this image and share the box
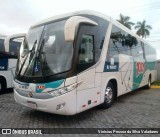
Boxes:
[76,25,100,113]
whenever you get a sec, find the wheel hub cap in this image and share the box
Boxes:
[105,87,113,103]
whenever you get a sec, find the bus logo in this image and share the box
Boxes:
[37,85,45,89]
[136,62,145,77]
[19,85,29,90]
[2,129,11,134]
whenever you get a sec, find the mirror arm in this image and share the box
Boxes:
[64,16,98,42]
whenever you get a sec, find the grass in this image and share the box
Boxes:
[152,80,160,86]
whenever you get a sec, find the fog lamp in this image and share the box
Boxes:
[56,103,65,110]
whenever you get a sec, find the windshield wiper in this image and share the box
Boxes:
[17,40,37,77]
[31,39,46,78]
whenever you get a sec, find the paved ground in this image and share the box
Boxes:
[0,88,160,137]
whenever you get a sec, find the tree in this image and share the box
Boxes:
[117,14,134,30]
[135,20,152,38]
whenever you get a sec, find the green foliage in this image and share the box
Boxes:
[117,14,134,30]
[152,81,160,86]
[117,14,152,38]
[135,20,152,38]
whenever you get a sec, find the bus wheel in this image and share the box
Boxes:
[101,82,115,109]
[0,78,6,94]
[145,77,151,89]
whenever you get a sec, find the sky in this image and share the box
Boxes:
[0,0,160,58]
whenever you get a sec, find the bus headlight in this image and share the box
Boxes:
[48,81,82,97]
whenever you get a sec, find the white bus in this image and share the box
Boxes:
[0,34,25,93]
[13,11,157,115]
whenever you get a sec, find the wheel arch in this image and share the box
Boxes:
[0,75,7,90]
[149,73,152,82]
[109,79,118,99]
[101,77,118,103]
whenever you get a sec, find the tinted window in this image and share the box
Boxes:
[134,41,144,59]
[19,20,73,77]
[107,25,138,57]
[78,35,94,63]
[82,15,109,62]
[0,39,5,52]
[41,21,73,75]
[9,41,21,56]
[144,44,156,61]
[76,15,109,73]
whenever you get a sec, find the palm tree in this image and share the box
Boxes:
[117,14,134,30]
[135,20,152,38]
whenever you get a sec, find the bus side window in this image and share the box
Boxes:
[108,25,139,57]
[131,45,137,57]
[136,41,144,59]
[77,34,94,73]
[78,35,94,63]
[9,41,21,56]
[107,39,119,57]
[108,25,127,56]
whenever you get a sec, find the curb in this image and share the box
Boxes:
[151,85,160,89]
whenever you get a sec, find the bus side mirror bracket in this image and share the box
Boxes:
[64,16,98,42]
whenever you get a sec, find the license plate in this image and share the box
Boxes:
[27,101,37,108]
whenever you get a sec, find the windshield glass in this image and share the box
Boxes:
[17,20,73,77]
[16,26,44,76]
[9,37,24,56]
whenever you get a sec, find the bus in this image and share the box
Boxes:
[0,34,25,93]
[13,11,157,115]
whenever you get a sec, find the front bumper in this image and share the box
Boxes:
[14,89,77,115]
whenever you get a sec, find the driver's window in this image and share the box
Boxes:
[78,34,94,63]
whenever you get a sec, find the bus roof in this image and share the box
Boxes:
[31,10,111,28]
[30,10,153,48]
[0,34,6,39]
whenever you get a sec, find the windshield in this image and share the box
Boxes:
[16,20,73,78]
[9,38,24,56]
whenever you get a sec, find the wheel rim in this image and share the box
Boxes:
[105,87,113,103]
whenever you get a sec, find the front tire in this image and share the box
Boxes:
[100,82,115,109]
[0,78,6,94]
